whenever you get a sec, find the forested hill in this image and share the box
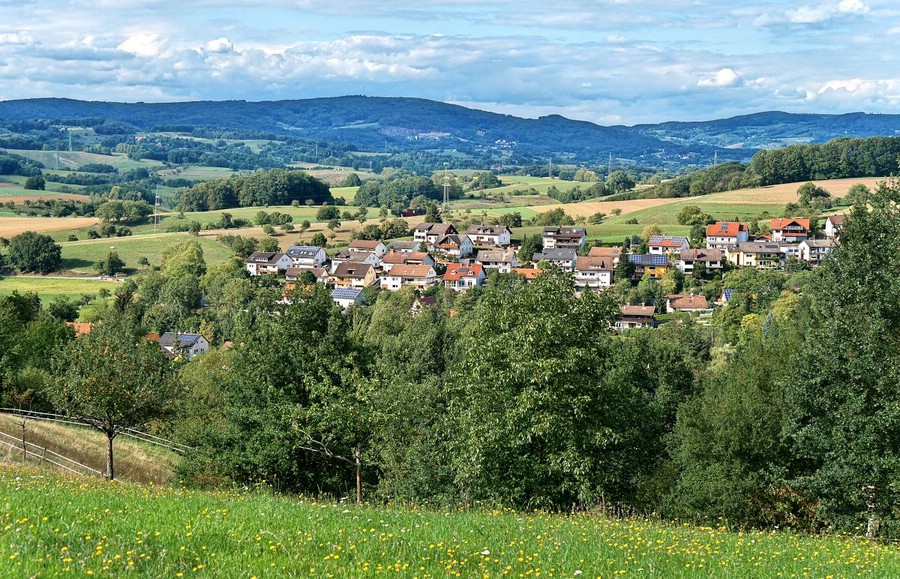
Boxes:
[2,97,900,167]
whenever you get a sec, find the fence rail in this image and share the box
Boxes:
[0,408,192,453]
[0,429,103,478]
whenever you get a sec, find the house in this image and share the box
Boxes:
[466,224,512,247]
[331,287,365,310]
[648,235,690,255]
[779,243,801,261]
[532,248,578,272]
[588,246,623,265]
[410,296,438,314]
[475,249,519,273]
[381,250,436,273]
[798,239,835,265]
[706,222,749,250]
[716,289,735,306]
[574,256,614,289]
[542,226,586,249]
[666,294,710,313]
[66,322,93,337]
[158,332,210,360]
[348,239,387,258]
[677,248,723,275]
[616,305,656,330]
[511,267,541,282]
[627,254,669,279]
[771,218,810,243]
[726,242,784,269]
[824,215,845,239]
[434,234,474,258]
[285,267,329,284]
[245,252,293,276]
[389,240,422,253]
[332,262,377,288]
[380,264,439,291]
[330,250,381,273]
[285,245,327,268]
[443,263,486,291]
[413,222,457,245]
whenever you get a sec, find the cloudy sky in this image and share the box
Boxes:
[1,0,898,125]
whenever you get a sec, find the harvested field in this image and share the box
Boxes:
[0,194,91,203]
[0,216,98,237]
[533,197,691,218]
[703,177,886,204]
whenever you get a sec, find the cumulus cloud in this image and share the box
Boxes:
[203,37,233,54]
[116,34,162,57]
[698,68,742,88]
[755,1,870,26]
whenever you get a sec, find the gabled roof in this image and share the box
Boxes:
[466,224,511,236]
[620,305,656,318]
[588,246,622,258]
[349,239,383,250]
[333,250,376,263]
[735,242,782,254]
[436,234,467,247]
[679,248,723,262]
[444,263,484,281]
[826,215,845,226]
[771,218,811,230]
[706,222,747,238]
[627,254,668,266]
[802,239,835,248]
[245,251,286,265]
[415,222,456,236]
[286,267,328,280]
[383,250,432,265]
[331,287,364,301]
[333,262,375,279]
[159,332,206,349]
[511,267,541,280]
[286,246,323,259]
[66,322,93,336]
[575,256,613,272]
[476,249,517,263]
[667,294,709,310]
[389,240,421,251]
[533,248,578,261]
[648,235,690,248]
[385,264,435,278]
[542,226,586,238]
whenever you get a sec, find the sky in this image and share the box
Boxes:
[1,0,898,125]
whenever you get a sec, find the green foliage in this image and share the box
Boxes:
[677,205,714,226]
[176,169,332,211]
[310,232,327,247]
[469,171,501,190]
[797,182,830,206]
[161,240,206,278]
[95,200,153,225]
[6,231,62,274]
[338,172,363,187]
[316,205,341,220]
[530,208,574,226]
[24,174,45,190]
[95,251,126,276]
[517,234,543,262]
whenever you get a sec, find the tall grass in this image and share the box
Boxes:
[0,465,896,576]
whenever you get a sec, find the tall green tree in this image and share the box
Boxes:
[6,231,62,274]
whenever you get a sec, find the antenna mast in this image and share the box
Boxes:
[442,169,451,212]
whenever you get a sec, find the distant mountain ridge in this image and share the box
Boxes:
[2,97,900,167]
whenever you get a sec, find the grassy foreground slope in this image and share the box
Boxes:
[0,466,895,577]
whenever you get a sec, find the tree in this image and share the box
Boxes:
[797,182,830,206]
[339,173,363,187]
[606,171,635,194]
[24,174,45,191]
[641,224,663,241]
[6,231,62,274]
[316,205,341,220]
[588,212,606,225]
[258,237,280,252]
[139,256,150,270]
[96,251,126,277]
[424,203,442,223]
[262,224,276,236]
[311,232,327,247]
[517,234,543,262]
[48,312,176,480]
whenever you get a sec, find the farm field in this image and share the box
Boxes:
[3,149,162,172]
[0,465,896,577]
[0,276,122,301]
[0,216,98,237]
[58,233,235,273]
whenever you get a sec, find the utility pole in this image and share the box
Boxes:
[442,167,451,212]
[154,184,160,234]
[548,159,552,179]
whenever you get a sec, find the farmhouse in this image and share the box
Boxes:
[542,226,586,249]
[706,222,749,250]
[285,245,327,268]
[466,224,512,247]
[443,263,486,291]
[380,264,439,291]
[245,252,292,276]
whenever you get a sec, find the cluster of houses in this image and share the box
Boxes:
[242,214,845,324]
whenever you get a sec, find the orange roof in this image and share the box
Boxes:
[620,305,655,317]
[144,332,161,342]
[588,246,622,258]
[771,218,810,230]
[706,222,747,237]
[385,264,434,278]
[66,322,93,336]
[349,239,383,250]
[511,267,541,280]
[381,250,408,264]
[444,263,484,281]
[667,293,709,310]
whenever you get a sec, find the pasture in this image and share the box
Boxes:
[3,150,161,172]
[0,276,122,301]
[59,234,235,273]
[0,465,896,577]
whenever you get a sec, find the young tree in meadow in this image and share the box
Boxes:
[48,312,176,480]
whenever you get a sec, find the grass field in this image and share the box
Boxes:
[0,465,896,577]
[59,234,235,273]
[0,216,98,237]
[3,150,162,172]
[0,276,123,301]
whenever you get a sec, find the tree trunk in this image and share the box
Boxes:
[355,448,362,504]
[105,432,115,481]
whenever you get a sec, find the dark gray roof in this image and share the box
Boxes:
[533,248,577,261]
[159,332,204,349]
[286,246,324,259]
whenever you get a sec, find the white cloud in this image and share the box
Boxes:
[116,34,162,57]
[698,68,742,88]
[755,1,870,26]
[838,0,870,15]
[203,37,233,54]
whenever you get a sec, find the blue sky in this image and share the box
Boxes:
[1,0,898,125]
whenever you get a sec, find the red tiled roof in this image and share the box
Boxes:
[443,263,484,281]
[771,218,810,230]
[706,222,747,238]
[511,268,541,280]
[349,239,383,250]
[667,293,709,310]
[66,322,93,336]
[385,264,435,278]
[588,246,622,258]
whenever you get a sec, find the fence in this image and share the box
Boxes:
[0,429,103,478]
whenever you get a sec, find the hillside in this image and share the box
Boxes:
[0,464,895,576]
[3,97,900,167]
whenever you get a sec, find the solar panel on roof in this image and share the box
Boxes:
[331,288,363,300]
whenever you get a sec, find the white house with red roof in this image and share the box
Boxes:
[380,264,439,291]
[706,222,749,250]
[348,239,387,258]
[771,218,810,243]
[443,263,486,291]
[648,235,690,255]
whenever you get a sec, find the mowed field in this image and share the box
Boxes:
[0,276,122,301]
[0,216,98,237]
